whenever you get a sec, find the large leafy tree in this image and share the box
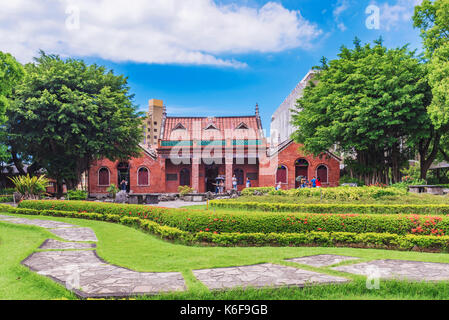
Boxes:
[0,52,24,165]
[414,0,449,169]
[9,52,143,196]
[291,39,432,185]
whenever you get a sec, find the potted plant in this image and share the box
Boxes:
[106,184,119,199]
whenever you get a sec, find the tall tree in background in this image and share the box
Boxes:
[414,0,449,173]
[0,52,24,166]
[291,39,432,185]
[9,52,143,197]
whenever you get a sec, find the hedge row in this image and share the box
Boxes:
[17,200,449,236]
[0,195,13,203]
[241,186,407,199]
[2,204,449,252]
[210,200,449,215]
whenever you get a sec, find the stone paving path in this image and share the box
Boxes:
[333,259,449,281]
[286,254,359,267]
[4,213,449,298]
[193,263,350,290]
[23,250,186,298]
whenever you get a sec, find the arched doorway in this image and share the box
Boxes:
[117,162,130,192]
[180,168,191,187]
[295,159,309,188]
[205,166,218,192]
[317,165,328,184]
[233,168,244,189]
[276,165,287,184]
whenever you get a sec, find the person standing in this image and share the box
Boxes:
[316,177,322,188]
[232,174,238,191]
[311,176,317,188]
[120,179,127,192]
[246,177,251,188]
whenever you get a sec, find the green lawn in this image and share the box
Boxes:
[2,212,449,300]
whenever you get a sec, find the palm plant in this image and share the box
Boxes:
[9,174,50,200]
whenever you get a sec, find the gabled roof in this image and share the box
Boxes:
[172,123,187,131]
[162,116,262,141]
[268,139,342,162]
[235,122,249,130]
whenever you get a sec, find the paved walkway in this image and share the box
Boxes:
[3,214,449,298]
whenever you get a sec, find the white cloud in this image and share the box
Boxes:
[379,0,422,31]
[333,0,350,32]
[0,0,322,68]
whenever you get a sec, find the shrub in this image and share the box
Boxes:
[241,187,276,196]
[4,204,449,252]
[9,174,49,200]
[17,200,449,236]
[210,200,449,215]
[0,188,15,195]
[0,196,13,203]
[67,190,88,201]
[106,184,119,198]
[178,186,194,196]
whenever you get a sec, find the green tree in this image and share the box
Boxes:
[291,39,432,185]
[9,52,143,197]
[414,0,449,172]
[0,52,24,166]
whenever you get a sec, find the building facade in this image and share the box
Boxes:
[88,98,340,197]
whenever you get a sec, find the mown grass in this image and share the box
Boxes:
[2,213,449,300]
[0,223,76,300]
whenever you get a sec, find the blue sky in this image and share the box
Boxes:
[1,0,423,132]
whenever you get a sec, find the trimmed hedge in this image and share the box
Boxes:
[241,186,407,199]
[0,195,13,203]
[17,200,449,236]
[210,200,449,215]
[2,204,449,252]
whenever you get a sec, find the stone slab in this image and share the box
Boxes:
[286,254,359,267]
[0,217,75,229]
[39,239,96,250]
[333,259,449,281]
[193,263,350,290]
[22,250,186,298]
[49,227,98,242]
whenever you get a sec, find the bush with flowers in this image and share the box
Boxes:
[2,203,449,251]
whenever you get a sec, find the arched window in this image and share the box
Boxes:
[276,165,287,184]
[295,159,309,188]
[233,168,244,185]
[137,167,149,186]
[98,168,110,186]
[180,168,191,186]
[317,165,328,183]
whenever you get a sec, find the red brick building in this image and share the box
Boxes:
[88,101,340,197]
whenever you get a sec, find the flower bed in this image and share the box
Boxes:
[2,204,449,252]
[210,200,449,215]
[16,200,449,236]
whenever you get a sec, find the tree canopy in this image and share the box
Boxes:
[414,0,449,167]
[9,52,143,196]
[291,39,432,185]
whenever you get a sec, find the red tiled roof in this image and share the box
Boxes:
[162,116,262,141]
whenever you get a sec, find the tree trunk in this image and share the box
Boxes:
[56,179,64,199]
[419,132,441,181]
